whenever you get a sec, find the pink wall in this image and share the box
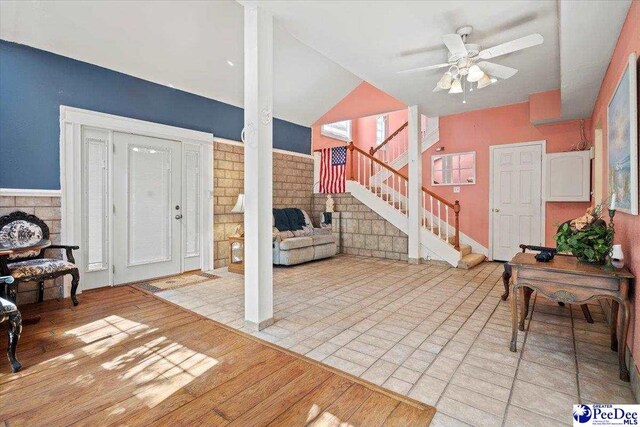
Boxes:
[590,0,640,369]
[411,101,591,248]
[312,82,406,151]
[530,89,562,123]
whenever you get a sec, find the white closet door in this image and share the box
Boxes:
[183,144,201,271]
[113,132,182,284]
[81,126,110,290]
[491,144,543,261]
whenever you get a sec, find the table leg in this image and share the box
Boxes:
[521,287,533,330]
[510,282,518,352]
[611,300,619,352]
[501,271,510,301]
[619,300,631,382]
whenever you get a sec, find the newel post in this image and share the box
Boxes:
[454,200,460,250]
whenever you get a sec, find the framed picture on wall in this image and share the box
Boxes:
[607,52,638,215]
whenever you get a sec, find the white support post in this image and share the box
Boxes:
[243,3,274,330]
[407,105,422,263]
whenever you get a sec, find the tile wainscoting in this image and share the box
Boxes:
[312,193,408,261]
[0,195,63,304]
[213,141,315,268]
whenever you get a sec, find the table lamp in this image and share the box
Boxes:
[231,193,244,236]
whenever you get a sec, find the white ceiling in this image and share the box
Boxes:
[559,0,632,121]
[259,0,561,117]
[0,0,362,127]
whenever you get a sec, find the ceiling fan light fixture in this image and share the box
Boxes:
[477,74,493,89]
[466,65,485,82]
[437,71,453,90]
[449,79,463,94]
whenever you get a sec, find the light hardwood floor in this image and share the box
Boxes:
[0,286,435,426]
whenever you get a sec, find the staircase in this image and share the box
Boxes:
[343,118,485,269]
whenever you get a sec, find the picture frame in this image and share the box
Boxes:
[607,52,638,215]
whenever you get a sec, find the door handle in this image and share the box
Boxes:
[493,208,500,212]
[175,214,183,220]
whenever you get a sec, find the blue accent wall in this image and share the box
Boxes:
[0,40,311,190]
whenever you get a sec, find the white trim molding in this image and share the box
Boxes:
[0,188,62,197]
[488,140,547,261]
[213,137,314,159]
[59,106,214,296]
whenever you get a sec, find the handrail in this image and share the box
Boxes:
[370,121,408,156]
[421,185,455,209]
[348,143,407,181]
[334,142,460,250]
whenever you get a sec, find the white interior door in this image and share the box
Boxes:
[113,132,183,284]
[491,143,543,261]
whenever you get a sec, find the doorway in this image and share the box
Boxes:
[60,107,213,294]
[489,141,544,261]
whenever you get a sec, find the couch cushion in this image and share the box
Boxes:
[311,234,335,246]
[279,236,313,250]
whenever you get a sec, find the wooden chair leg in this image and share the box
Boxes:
[7,309,22,373]
[581,304,594,324]
[70,269,80,306]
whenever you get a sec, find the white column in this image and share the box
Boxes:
[243,3,274,330]
[407,105,422,263]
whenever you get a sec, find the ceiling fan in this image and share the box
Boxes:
[399,26,543,100]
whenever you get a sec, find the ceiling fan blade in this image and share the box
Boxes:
[477,61,518,79]
[442,34,468,57]
[478,34,543,60]
[397,63,450,74]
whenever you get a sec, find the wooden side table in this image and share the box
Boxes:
[228,235,244,274]
[509,252,634,381]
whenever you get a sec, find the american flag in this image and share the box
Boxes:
[319,146,347,193]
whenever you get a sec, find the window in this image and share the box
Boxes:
[376,115,388,145]
[321,120,352,142]
[431,152,476,186]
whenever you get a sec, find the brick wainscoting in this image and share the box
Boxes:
[312,193,408,261]
[0,195,63,304]
[213,141,314,268]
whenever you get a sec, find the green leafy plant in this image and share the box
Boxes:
[554,220,614,264]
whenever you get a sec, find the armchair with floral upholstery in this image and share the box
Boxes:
[0,211,80,306]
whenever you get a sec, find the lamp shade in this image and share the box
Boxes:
[477,74,493,89]
[437,71,453,90]
[467,65,485,82]
[448,79,463,94]
[231,194,245,213]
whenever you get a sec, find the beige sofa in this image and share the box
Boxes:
[272,210,337,266]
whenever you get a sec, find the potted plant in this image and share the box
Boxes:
[553,203,614,265]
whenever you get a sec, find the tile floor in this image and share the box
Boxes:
[157,255,636,426]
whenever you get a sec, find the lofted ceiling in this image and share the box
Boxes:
[0,0,632,124]
[0,0,362,127]
[559,0,632,121]
[258,0,561,117]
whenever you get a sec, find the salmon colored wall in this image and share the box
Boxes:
[530,89,562,123]
[412,101,591,249]
[590,0,640,368]
[354,109,408,152]
[312,82,406,151]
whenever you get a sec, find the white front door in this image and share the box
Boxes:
[113,132,183,284]
[491,143,543,261]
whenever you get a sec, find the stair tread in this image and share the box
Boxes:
[457,253,486,270]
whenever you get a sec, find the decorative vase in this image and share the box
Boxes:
[611,244,625,268]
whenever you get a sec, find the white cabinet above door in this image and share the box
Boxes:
[545,151,591,202]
